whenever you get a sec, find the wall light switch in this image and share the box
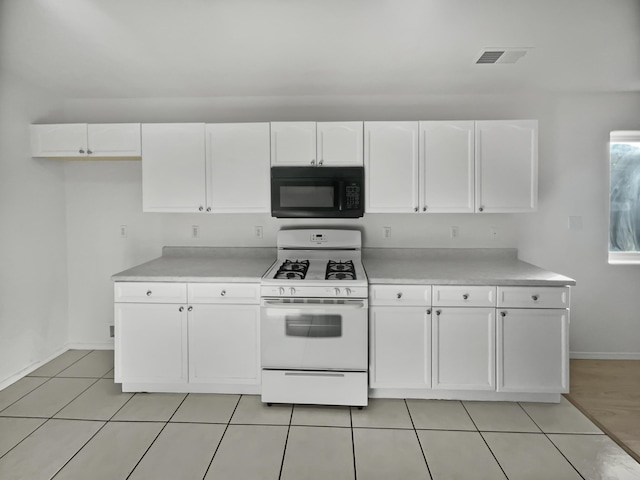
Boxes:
[383,227,391,239]
[255,226,263,238]
[119,225,128,238]
[192,225,199,238]
[450,226,459,238]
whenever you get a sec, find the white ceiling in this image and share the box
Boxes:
[1,0,639,99]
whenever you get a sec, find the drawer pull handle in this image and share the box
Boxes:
[426,309,431,315]
[179,306,184,312]
[146,290,152,296]
[436,309,442,316]
[500,311,507,317]
[531,295,539,301]
[462,293,469,300]
[188,306,193,312]
[397,292,403,299]
[221,290,226,296]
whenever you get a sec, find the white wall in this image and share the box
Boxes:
[60,92,640,358]
[518,93,640,358]
[0,71,68,385]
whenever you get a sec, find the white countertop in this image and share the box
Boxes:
[363,248,575,286]
[111,247,276,282]
[112,246,575,286]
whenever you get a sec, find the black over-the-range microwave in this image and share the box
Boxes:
[270,166,364,218]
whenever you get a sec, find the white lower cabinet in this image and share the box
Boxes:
[114,281,259,393]
[114,303,188,384]
[497,308,569,393]
[432,307,496,391]
[369,306,431,389]
[188,304,260,384]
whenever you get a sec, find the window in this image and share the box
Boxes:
[609,131,640,264]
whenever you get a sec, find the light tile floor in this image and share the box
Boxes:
[1,350,639,479]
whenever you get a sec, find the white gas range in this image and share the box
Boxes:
[260,229,369,407]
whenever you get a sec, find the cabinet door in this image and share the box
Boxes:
[141,123,206,212]
[497,308,569,393]
[475,120,538,213]
[188,304,260,384]
[420,121,475,213]
[87,124,141,156]
[206,123,270,212]
[432,307,495,391]
[114,303,188,384]
[370,306,431,389]
[317,121,364,166]
[271,122,316,166]
[30,124,87,157]
[364,122,419,213]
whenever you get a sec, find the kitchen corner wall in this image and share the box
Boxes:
[0,72,68,386]
[60,92,640,359]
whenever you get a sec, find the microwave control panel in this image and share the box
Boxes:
[345,184,361,210]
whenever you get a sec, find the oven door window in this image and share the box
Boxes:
[285,314,342,338]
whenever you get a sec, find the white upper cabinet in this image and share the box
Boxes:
[31,123,141,158]
[316,122,363,166]
[271,122,317,166]
[475,120,538,213]
[142,123,206,213]
[206,123,270,213]
[420,121,475,213]
[364,122,419,213]
[271,121,363,166]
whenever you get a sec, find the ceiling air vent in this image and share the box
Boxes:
[475,48,529,64]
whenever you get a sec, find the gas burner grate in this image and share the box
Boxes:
[274,259,310,280]
[325,260,356,280]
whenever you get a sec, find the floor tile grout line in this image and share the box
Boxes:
[27,349,94,379]
[350,406,357,480]
[49,418,110,479]
[460,402,510,480]
[51,349,99,378]
[201,393,243,480]
[0,416,52,461]
[48,377,101,419]
[404,399,434,480]
[543,433,588,480]
[276,402,295,480]
[0,376,55,416]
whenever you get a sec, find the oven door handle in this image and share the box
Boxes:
[262,300,366,312]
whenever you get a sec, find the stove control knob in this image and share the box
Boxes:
[278,287,285,295]
[345,288,352,296]
[334,288,341,296]
[289,287,296,295]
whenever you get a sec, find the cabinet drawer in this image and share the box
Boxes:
[433,285,496,307]
[188,283,259,304]
[114,282,187,303]
[369,285,432,306]
[497,286,571,308]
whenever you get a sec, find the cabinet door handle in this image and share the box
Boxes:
[531,295,539,301]
[179,306,184,312]
[188,306,193,312]
[146,290,152,296]
[79,148,85,154]
[479,207,484,212]
[220,290,226,296]
[500,311,507,317]
[462,293,469,300]
[319,159,324,166]
[423,206,427,211]
[414,207,418,212]
[206,207,211,212]
[198,206,204,212]
[436,309,442,316]
[426,309,431,315]
[311,159,315,166]
[396,292,402,299]
[87,149,93,154]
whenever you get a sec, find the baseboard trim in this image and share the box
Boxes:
[66,343,114,351]
[0,345,69,391]
[570,352,640,360]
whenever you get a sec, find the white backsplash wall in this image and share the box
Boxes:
[0,72,68,386]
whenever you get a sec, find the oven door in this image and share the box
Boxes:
[261,299,368,371]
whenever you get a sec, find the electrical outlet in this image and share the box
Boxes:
[109,325,115,338]
[119,225,128,238]
[450,226,459,238]
[383,227,391,239]
[490,226,498,239]
[254,226,263,238]
[192,225,199,238]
